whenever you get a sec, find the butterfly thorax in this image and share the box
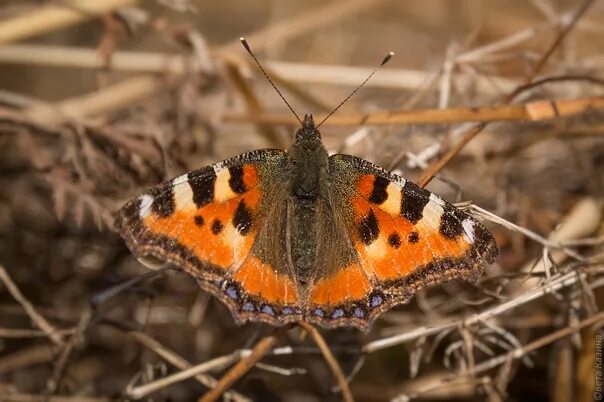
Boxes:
[288,114,328,200]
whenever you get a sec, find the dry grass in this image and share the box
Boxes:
[1,0,604,401]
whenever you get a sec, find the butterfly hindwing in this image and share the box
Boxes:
[302,196,374,328]
[304,154,498,330]
[117,149,302,325]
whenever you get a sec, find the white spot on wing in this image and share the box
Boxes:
[214,168,236,203]
[415,193,445,232]
[139,194,154,218]
[381,182,402,216]
[174,180,196,211]
[462,219,476,243]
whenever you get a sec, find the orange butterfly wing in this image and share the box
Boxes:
[303,154,498,330]
[117,149,303,326]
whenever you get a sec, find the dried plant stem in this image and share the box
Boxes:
[399,310,604,401]
[526,0,595,84]
[198,327,289,402]
[298,321,354,402]
[215,0,389,57]
[0,328,75,338]
[46,309,93,395]
[0,265,64,346]
[126,352,241,400]
[363,271,585,353]
[223,95,604,127]
[12,0,387,128]
[0,345,54,375]
[417,0,596,188]
[24,75,170,126]
[130,331,249,401]
[225,63,285,148]
[0,45,520,94]
[455,16,565,64]
[2,394,110,402]
[0,0,138,45]
[474,310,604,373]
[418,122,486,187]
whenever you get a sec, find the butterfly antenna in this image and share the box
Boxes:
[316,51,394,128]
[240,37,303,125]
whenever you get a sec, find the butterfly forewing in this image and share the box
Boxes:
[117,149,305,326]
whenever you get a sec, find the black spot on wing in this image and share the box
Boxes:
[189,169,216,208]
[401,182,430,224]
[439,208,466,239]
[211,219,223,234]
[408,231,419,244]
[358,209,379,245]
[228,165,247,193]
[194,215,204,226]
[369,175,389,204]
[233,200,253,235]
[150,184,175,218]
[388,233,401,248]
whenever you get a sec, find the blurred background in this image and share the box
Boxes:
[0,1,604,401]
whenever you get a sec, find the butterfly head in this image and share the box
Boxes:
[294,114,321,143]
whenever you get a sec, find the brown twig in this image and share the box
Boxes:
[0,0,138,45]
[214,0,389,58]
[525,0,595,87]
[45,309,93,395]
[362,271,586,353]
[13,0,388,130]
[0,345,55,375]
[222,95,604,127]
[0,45,520,95]
[24,75,173,126]
[0,328,75,338]
[127,352,241,400]
[417,0,596,188]
[130,331,249,401]
[225,62,286,148]
[396,310,604,401]
[298,321,354,402]
[1,393,110,402]
[0,265,64,346]
[198,326,290,402]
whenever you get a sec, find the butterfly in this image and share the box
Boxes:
[116,111,498,331]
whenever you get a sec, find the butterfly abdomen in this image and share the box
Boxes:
[289,198,320,286]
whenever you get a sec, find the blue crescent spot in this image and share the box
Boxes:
[242,302,255,312]
[312,308,325,318]
[225,286,239,300]
[282,307,295,315]
[370,294,384,308]
[261,305,275,316]
[331,308,345,319]
[354,307,365,318]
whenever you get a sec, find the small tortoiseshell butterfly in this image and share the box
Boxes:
[116,41,498,331]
